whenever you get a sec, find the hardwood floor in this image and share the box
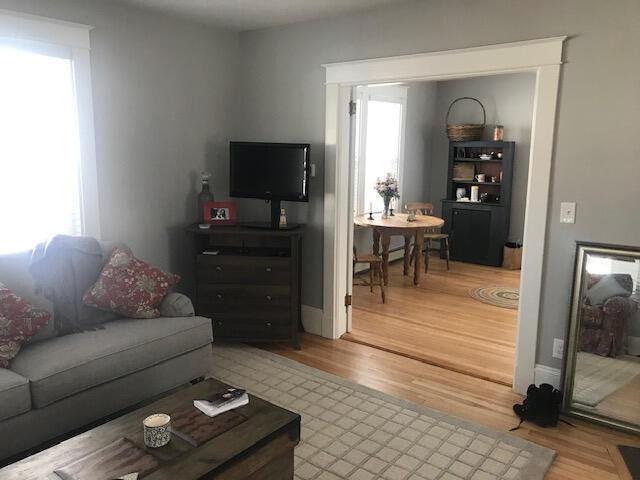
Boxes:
[265,334,640,480]
[345,255,520,386]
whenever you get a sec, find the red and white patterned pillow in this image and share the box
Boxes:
[83,248,180,319]
[0,283,51,368]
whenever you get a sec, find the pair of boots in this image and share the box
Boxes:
[512,383,563,430]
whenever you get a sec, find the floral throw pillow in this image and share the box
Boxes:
[0,283,51,368]
[83,248,180,319]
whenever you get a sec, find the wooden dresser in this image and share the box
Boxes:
[187,224,302,349]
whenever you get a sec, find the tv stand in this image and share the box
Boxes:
[242,221,300,230]
[186,224,303,349]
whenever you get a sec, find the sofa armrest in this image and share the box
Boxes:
[160,293,195,317]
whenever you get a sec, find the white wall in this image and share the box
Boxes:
[0,0,239,294]
[234,0,640,370]
[429,73,536,241]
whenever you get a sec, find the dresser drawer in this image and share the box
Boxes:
[197,255,290,285]
[211,317,292,340]
[197,284,290,307]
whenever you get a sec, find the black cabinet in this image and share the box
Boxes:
[442,201,507,266]
[441,141,513,267]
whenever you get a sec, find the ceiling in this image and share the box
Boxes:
[117,0,407,32]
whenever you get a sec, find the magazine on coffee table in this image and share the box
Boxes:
[194,388,248,417]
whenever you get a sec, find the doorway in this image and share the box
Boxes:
[322,37,566,394]
[345,74,535,386]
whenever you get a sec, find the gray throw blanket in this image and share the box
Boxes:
[30,235,117,333]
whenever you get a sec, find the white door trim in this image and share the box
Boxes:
[322,37,565,394]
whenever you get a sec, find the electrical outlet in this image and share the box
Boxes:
[560,202,576,224]
[552,338,564,359]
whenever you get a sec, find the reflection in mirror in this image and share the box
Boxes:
[564,243,640,433]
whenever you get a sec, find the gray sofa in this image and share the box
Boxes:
[0,242,213,460]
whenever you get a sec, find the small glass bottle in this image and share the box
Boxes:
[279,208,287,228]
[493,125,504,141]
[197,171,214,223]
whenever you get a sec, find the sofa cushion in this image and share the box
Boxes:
[0,368,30,421]
[160,293,195,317]
[83,248,180,319]
[0,283,52,367]
[11,315,212,408]
[586,275,631,306]
[0,251,56,343]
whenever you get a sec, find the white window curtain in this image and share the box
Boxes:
[0,11,97,254]
[0,42,82,253]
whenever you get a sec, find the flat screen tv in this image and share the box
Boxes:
[229,141,310,229]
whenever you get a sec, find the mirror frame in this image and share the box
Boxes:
[562,241,640,434]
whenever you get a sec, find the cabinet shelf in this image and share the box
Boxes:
[452,180,502,185]
[454,158,502,163]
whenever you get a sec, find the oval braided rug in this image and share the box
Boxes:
[469,286,519,309]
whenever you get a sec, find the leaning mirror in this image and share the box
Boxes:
[563,242,640,433]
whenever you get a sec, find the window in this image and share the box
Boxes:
[0,11,97,254]
[353,85,406,214]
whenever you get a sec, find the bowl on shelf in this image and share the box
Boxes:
[479,154,492,160]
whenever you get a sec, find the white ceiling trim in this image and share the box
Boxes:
[0,8,93,49]
[323,36,567,85]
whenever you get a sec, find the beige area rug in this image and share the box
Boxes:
[469,287,519,310]
[573,352,640,407]
[210,344,554,480]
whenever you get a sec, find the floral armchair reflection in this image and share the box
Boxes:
[578,273,637,358]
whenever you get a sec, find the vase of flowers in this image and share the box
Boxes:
[375,173,400,219]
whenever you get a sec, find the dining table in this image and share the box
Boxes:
[354,212,445,286]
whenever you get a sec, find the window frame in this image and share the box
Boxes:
[0,9,100,239]
[353,84,407,215]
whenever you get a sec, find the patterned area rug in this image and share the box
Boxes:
[573,352,640,407]
[469,287,519,310]
[210,344,554,480]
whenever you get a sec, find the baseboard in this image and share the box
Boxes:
[534,364,561,389]
[301,305,323,336]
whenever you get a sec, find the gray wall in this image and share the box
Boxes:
[0,0,239,294]
[429,73,536,241]
[235,0,640,370]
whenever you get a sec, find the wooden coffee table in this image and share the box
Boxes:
[0,379,300,480]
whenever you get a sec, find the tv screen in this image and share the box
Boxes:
[229,142,309,202]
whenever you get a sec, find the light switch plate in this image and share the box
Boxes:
[560,202,576,224]
[310,163,316,177]
[552,338,564,359]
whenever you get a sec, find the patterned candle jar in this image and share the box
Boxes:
[143,413,171,448]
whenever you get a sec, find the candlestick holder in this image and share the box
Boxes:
[368,210,374,220]
[389,208,394,216]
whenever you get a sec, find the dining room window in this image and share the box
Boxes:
[0,11,98,254]
[353,85,407,215]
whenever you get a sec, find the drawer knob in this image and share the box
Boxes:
[216,321,223,327]
[265,267,272,273]
[216,293,223,300]
[266,322,272,328]
[266,295,272,301]
[215,265,223,272]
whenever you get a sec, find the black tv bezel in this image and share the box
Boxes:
[229,141,310,203]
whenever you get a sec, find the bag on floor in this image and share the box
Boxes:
[511,383,563,430]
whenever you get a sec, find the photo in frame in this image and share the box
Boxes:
[203,201,236,225]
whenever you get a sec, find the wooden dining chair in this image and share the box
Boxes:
[353,245,386,303]
[405,202,450,272]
